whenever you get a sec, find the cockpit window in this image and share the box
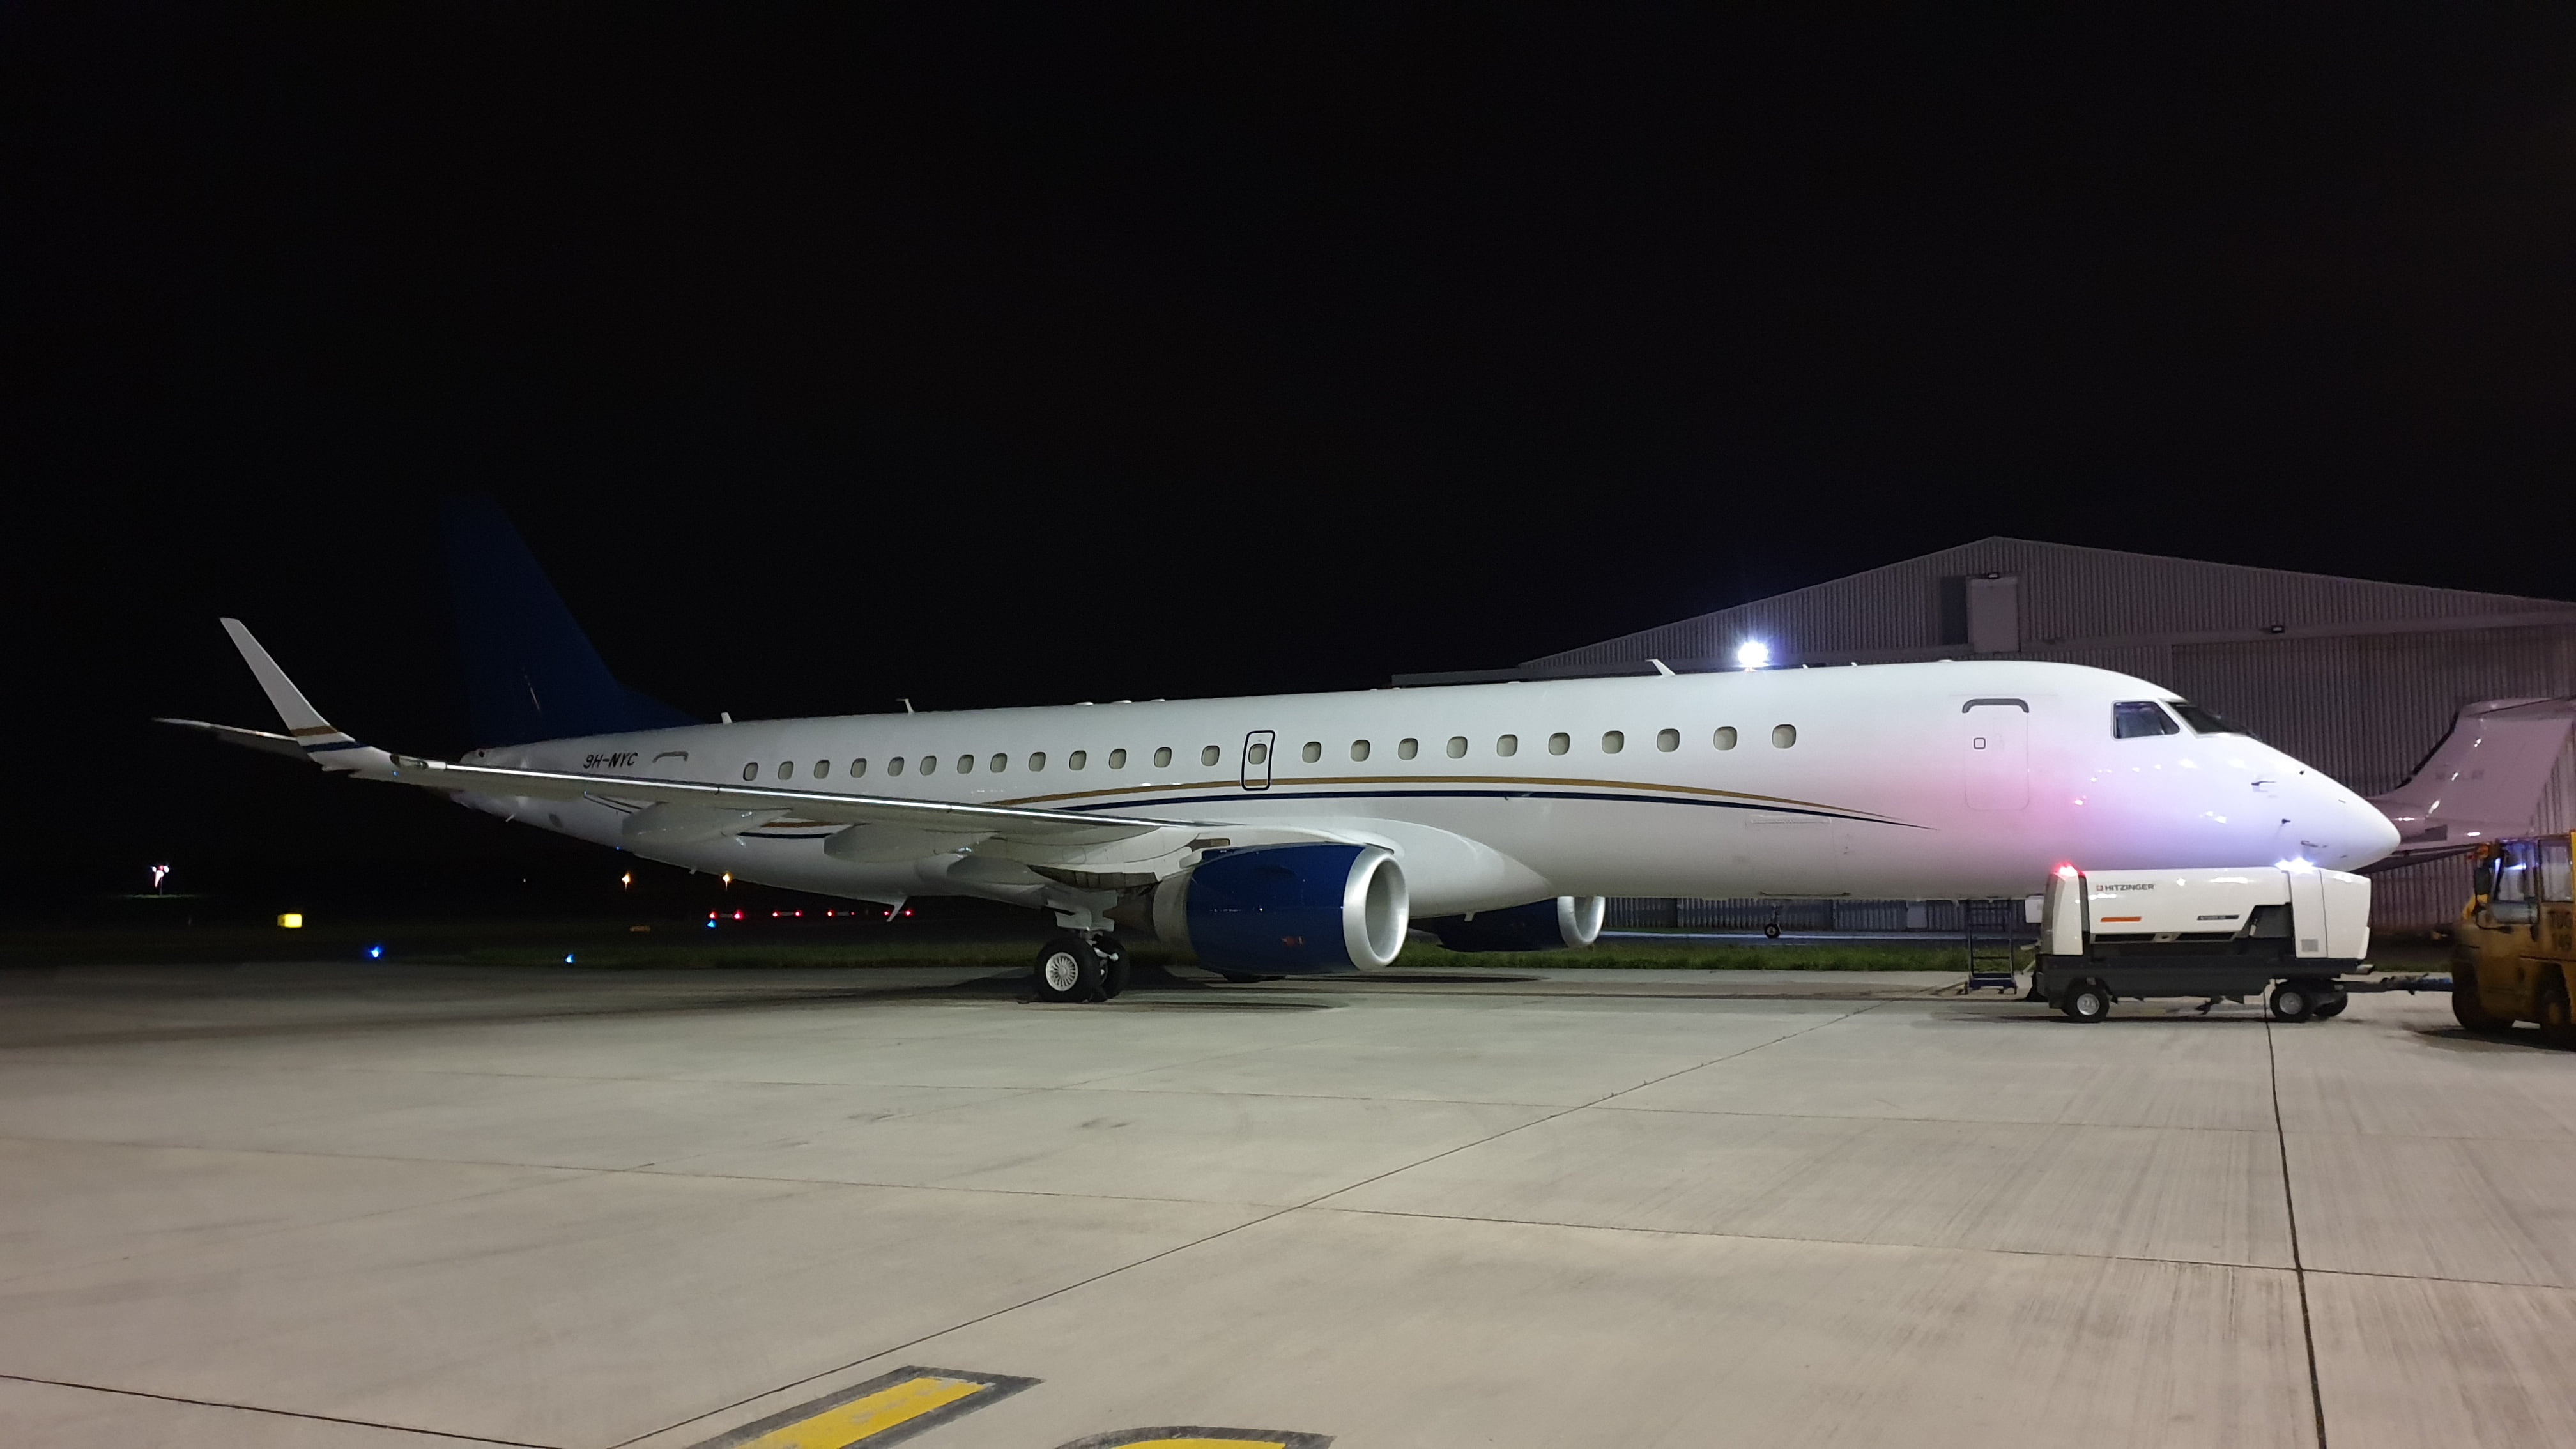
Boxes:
[2166,701,2246,736]
[2112,701,2180,739]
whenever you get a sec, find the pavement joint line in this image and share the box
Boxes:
[0,1146,603,1289]
[0,1371,561,1447]
[1312,1204,2302,1274]
[1588,1102,2284,1130]
[1303,999,1892,1209]
[615,997,1889,1449]
[2269,1019,2331,1449]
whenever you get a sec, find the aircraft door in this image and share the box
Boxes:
[1962,698,2030,811]
[1241,730,1275,791]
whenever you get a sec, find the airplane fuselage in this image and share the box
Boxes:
[454,660,2401,914]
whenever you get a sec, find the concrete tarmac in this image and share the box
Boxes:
[0,959,2568,1447]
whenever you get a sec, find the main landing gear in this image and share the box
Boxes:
[1031,931,1130,1004]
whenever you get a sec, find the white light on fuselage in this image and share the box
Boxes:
[1736,641,1770,670]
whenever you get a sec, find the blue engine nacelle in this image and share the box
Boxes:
[1416,896,1606,953]
[1151,843,1409,974]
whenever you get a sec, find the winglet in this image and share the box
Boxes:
[215,619,390,772]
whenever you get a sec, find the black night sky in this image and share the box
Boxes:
[7,8,2575,911]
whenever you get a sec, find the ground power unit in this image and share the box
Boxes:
[2034,864,2372,1022]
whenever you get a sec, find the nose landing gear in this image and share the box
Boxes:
[1031,931,1130,1003]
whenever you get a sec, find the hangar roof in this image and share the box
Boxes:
[1502,537,2576,680]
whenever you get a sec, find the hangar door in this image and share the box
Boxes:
[1962,698,2029,811]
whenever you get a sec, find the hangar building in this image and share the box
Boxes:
[1404,538,2576,932]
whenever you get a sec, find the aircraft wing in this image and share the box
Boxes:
[168,617,1343,870]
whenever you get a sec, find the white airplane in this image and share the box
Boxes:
[165,507,2405,1001]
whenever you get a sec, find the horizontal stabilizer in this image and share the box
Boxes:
[2370,696,2576,848]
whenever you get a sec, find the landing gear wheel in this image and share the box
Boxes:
[2453,961,2512,1032]
[1763,922,1782,939]
[2269,980,2319,1023]
[1092,936,1131,1000]
[2539,974,2575,1048]
[2060,981,2111,1023]
[1218,970,1262,984]
[1031,934,1105,1003]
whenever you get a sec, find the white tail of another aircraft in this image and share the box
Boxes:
[2370,697,2576,849]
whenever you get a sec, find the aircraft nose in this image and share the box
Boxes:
[2303,783,2399,869]
[2350,795,2402,866]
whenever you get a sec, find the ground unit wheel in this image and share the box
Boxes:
[2540,974,2576,1048]
[2315,991,2348,1020]
[2269,980,2320,1023]
[2060,981,2111,1022]
[2452,961,2513,1032]
[1031,934,1105,1003]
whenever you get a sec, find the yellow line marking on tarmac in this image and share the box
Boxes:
[691,1367,1036,1449]
[1051,1423,1329,1433]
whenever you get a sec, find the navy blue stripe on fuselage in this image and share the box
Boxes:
[1046,787,1926,826]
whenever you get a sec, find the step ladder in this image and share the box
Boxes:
[1961,898,2024,993]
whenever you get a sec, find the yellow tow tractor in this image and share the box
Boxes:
[2452,832,2576,1043]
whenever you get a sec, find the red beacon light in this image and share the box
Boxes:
[2054,863,2080,880]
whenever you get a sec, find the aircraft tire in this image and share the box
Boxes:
[1218,970,1262,984]
[1032,935,1105,1004]
[1095,937,1131,1000]
[2060,982,2110,1023]
[2269,980,2319,1023]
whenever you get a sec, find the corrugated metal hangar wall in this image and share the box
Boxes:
[1489,539,2576,932]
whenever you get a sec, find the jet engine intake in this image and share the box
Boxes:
[1417,896,1606,953]
[1148,843,1407,973]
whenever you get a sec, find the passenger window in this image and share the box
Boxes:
[1247,742,1269,765]
[1712,726,1737,750]
[813,760,831,778]
[1656,728,1679,752]
[1200,745,1220,766]
[1397,737,1419,760]
[2112,701,2181,739]
[1772,724,1797,748]
[1351,740,1371,762]
[743,762,760,781]
[1154,746,1174,767]
[1070,750,1088,770]
[919,755,938,775]
[1302,740,1321,763]
[1446,736,1468,758]
[852,758,868,777]
[778,760,795,780]
[1108,748,1126,768]
[957,754,974,774]
[889,757,906,776]
[1548,733,1569,755]
[1496,734,1518,757]
[1029,751,1046,770]
[1602,730,1624,753]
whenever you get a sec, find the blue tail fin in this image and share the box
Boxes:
[442,498,698,747]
